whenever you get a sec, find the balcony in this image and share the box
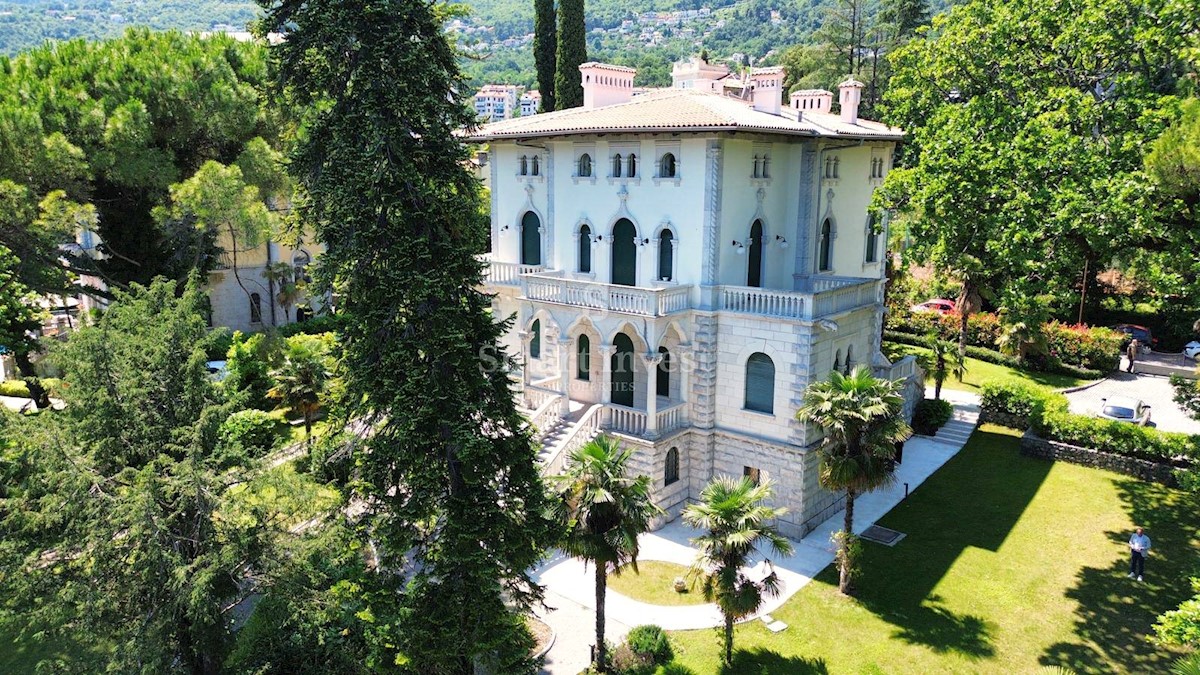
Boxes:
[523,273,692,318]
[718,277,878,320]
[604,400,689,438]
[485,259,545,286]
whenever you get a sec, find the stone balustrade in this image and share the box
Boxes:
[523,274,692,317]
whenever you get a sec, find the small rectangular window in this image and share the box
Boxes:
[743,466,761,486]
[249,293,263,324]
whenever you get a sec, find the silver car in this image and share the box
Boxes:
[1098,396,1151,425]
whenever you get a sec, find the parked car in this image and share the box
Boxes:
[1098,396,1151,425]
[1113,324,1156,353]
[1185,341,1200,362]
[911,298,957,315]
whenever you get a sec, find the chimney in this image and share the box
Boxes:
[748,66,784,115]
[838,77,865,125]
[790,89,834,114]
[580,62,637,110]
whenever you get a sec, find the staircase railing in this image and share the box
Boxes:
[541,404,604,476]
[526,393,562,441]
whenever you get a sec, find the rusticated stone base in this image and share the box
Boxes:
[979,409,1029,430]
[1019,431,1181,487]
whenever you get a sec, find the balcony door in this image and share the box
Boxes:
[611,218,637,286]
[747,220,764,287]
[611,333,635,407]
[520,211,541,266]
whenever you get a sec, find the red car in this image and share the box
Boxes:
[911,299,957,315]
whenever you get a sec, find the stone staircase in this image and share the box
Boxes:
[536,403,604,475]
[928,403,980,446]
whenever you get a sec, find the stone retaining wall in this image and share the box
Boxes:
[1020,431,1180,486]
[979,409,1029,430]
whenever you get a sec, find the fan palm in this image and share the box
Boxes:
[267,352,328,446]
[552,435,662,672]
[796,365,911,594]
[925,334,966,400]
[683,476,793,665]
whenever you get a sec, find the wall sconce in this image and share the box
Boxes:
[775,235,789,249]
[638,238,650,247]
[501,225,510,232]
[731,240,746,255]
[595,234,604,242]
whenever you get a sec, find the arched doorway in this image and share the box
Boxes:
[611,333,635,407]
[611,218,637,286]
[747,220,764,287]
[657,346,671,398]
[520,211,541,266]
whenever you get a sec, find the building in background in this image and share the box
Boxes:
[474,84,521,123]
[519,90,542,116]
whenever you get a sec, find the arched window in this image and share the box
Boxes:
[818,219,833,272]
[520,211,542,266]
[833,348,842,374]
[578,153,593,177]
[657,229,674,281]
[531,155,540,176]
[664,447,680,486]
[611,218,637,286]
[744,352,775,414]
[578,224,592,273]
[611,333,635,407]
[657,346,670,398]
[865,214,879,263]
[833,156,841,178]
[530,319,541,359]
[659,152,676,178]
[577,334,590,380]
[824,157,832,178]
[762,155,771,178]
[844,345,854,375]
[249,292,263,324]
[752,154,761,179]
[293,249,311,282]
[747,220,764,287]
[612,153,623,178]
[519,155,528,176]
[628,153,638,178]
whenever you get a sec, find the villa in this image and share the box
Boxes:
[469,57,921,538]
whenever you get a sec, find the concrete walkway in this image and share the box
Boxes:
[535,392,981,670]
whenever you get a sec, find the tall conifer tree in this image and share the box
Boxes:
[534,0,557,112]
[257,1,554,672]
[554,0,587,109]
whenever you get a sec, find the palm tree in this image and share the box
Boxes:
[267,351,328,446]
[796,365,911,595]
[552,435,662,672]
[953,257,985,366]
[683,476,793,665]
[924,334,966,400]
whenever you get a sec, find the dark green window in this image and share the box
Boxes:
[665,447,679,486]
[579,224,592,273]
[577,334,590,380]
[747,220,764,288]
[744,352,775,414]
[818,219,832,271]
[611,333,635,407]
[865,214,879,263]
[656,346,670,398]
[657,230,674,281]
[521,211,541,266]
[530,319,541,359]
[611,218,637,286]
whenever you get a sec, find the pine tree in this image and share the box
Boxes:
[534,0,557,112]
[257,1,555,672]
[554,0,587,109]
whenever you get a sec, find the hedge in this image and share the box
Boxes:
[0,380,31,397]
[913,398,953,435]
[218,409,280,457]
[883,330,1104,380]
[980,380,1200,463]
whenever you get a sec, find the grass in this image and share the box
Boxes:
[887,342,1094,392]
[0,618,108,673]
[266,407,328,448]
[665,425,1200,674]
[608,560,708,606]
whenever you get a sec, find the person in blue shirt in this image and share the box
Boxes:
[1128,527,1151,581]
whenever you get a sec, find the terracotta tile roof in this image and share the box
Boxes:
[465,88,902,142]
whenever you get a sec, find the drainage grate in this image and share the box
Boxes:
[861,525,906,546]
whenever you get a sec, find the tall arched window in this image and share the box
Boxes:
[531,155,540,176]
[664,447,680,486]
[611,218,637,286]
[520,211,542,266]
[818,219,833,271]
[762,155,771,178]
[611,333,635,407]
[249,293,263,324]
[657,346,670,398]
[833,156,841,178]
[530,319,541,359]
[657,230,674,281]
[577,334,590,380]
[865,213,879,263]
[612,154,623,178]
[833,348,842,374]
[844,345,854,375]
[578,224,592,273]
[293,249,311,282]
[752,154,761,178]
[744,352,775,414]
[519,155,528,176]
[578,153,593,177]
[747,220,764,287]
[659,152,676,178]
[628,153,638,178]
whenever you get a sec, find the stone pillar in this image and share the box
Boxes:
[643,352,664,436]
[690,314,718,430]
[699,140,723,309]
[517,330,531,389]
[557,336,574,415]
[598,344,615,405]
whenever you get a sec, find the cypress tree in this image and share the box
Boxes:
[534,0,557,112]
[257,1,555,672]
[554,0,587,109]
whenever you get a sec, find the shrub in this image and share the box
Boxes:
[626,624,672,663]
[979,380,1052,425]
[1172,375,1200,421]
[1033,395,1200,463]
[309,431,354,486]
[1042,321,1122,371]
[218,409,279,457]
[913,398,953,435]
[225,332,275,410]
[0,379,31,397]
[884,331,1104,380]
[278,313,346,338]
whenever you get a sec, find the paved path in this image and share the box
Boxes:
[535,393,981,671]
[1064,370,1200,435]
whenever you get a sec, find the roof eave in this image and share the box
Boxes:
[466,125,830,142]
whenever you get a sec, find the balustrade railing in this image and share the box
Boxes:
[523,274,691,317]
[484,259,545,286]
[540,404,604,476]
[655,402,689,435]
[605,404,647,436]
[719,286,807,319]
[523,384,559,413]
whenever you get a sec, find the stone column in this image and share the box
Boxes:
[643,352,664,436]
[516,330,531,396]
[557,336,574,415]
[598,344,615,405]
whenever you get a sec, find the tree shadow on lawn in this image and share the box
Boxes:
[848,428,1054,660]
[717,648,830,674]
[1040,478,1199,674]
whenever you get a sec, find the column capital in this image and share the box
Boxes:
[642,353,665,367]
[598,344,616,356]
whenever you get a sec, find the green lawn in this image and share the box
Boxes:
[266,407,328,448]
[609,560,707,606]
[665,425,1199,674]
[0,619,108,674]
[887,343,1095,392]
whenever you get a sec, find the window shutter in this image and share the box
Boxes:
[744,353,775,413]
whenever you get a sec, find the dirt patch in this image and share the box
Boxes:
[528,616,554,658]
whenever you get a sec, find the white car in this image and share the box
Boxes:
[1098,396,1151,425]
[1185,341,1200,362]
